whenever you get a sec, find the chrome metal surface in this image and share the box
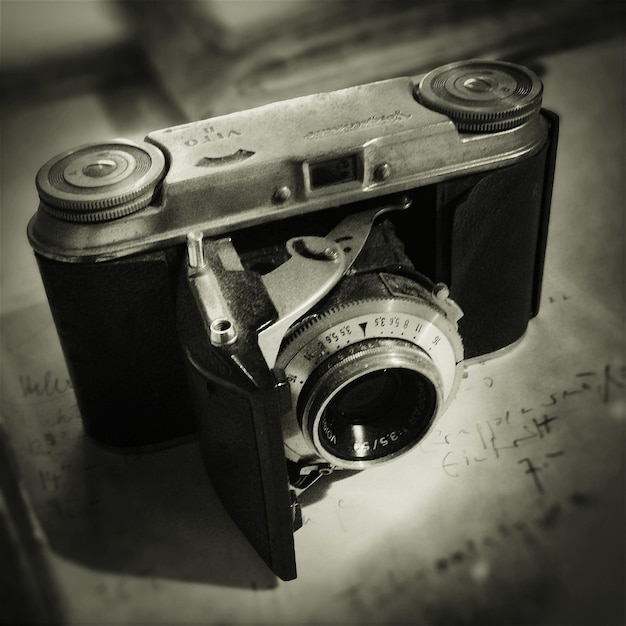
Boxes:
[186,231,206,269]
[258,235,346,369]
[277,295,464,467]
[29,68,548,262]
[188,239,238,347]
[257,199,411,368]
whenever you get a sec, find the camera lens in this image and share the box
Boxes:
[319,367,437,462]
[277,274,464,470]
[332,369,405,424]
[298,337,443,467]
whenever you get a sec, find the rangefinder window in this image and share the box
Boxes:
[306,154,361,190]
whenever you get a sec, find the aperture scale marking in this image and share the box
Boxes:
[282,311,458,401]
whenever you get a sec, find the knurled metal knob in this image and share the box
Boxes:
[36,139,166,222]
[416,59,543,133]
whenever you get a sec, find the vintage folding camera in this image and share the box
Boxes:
[28,59,558,580]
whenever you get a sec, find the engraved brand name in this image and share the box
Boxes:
[183,125,242,147]
[304,110,412,140]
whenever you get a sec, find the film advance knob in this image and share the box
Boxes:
[416,59,543,132]
[36,139,166,222]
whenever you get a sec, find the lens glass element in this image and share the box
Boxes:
[317,368,437,461]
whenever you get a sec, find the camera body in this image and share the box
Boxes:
[28,60,558,580]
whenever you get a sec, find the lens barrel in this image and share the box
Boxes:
[277,285,464,470]
[300,338,441,465]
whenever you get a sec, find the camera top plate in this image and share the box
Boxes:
[29,61,549,263]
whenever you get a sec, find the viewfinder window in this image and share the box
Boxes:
[308,154,360,190]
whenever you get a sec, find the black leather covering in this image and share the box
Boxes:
[35,248,196,448]
[444,112,558,357]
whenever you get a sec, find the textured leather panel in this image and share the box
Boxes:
[446,143,550,357]
[36,249,195,448]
